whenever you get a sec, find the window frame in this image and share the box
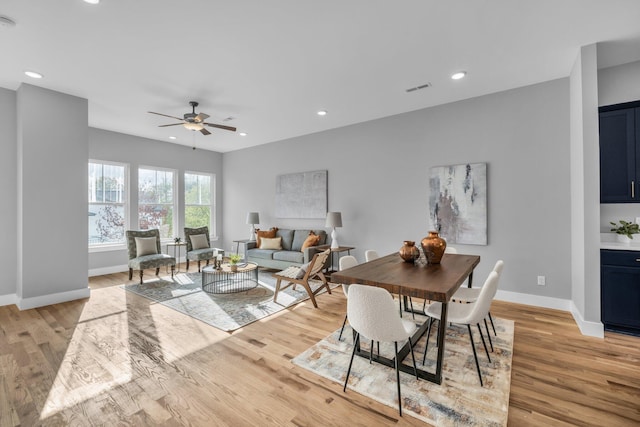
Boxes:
[184,171,216,237]
[88,159,129,251]
[137,165,179,242]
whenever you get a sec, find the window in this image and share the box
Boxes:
[88,161,128,247]
[185,172,214,232]
[138,167,176,239]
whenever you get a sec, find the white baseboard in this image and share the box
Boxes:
[0,293,18,307]
[569,301,604,338]
[89,264,129,277]
[494,289,572,311]
[17,287,91,310]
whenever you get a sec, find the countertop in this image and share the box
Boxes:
[601,233,640,251]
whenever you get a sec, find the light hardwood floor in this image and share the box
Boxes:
[0,267,639,426]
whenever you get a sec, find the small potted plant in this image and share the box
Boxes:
[610,220,640,244]
[229,254,243,272]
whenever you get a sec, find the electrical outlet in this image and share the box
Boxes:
[537,276,546,286]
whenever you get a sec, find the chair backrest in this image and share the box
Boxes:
[126,229,161,260]
[339,255,358,297]
[463,271,499,325]
[365,250,379,262]
[347,284,413,343]
[445,246,458,254]
[305,249,330,279]
[493,259,504,276]
[184,226,210,252]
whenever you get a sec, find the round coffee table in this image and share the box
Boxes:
[201,262,259,294]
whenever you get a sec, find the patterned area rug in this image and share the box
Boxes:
[123,270,333,332]
[293,312,513,426]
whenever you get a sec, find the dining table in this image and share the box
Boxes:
[331,252,481,384]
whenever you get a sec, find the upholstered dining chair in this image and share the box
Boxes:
[452,260,504,341]
[422,271,500,386]
[184,226,219,272]
[421,245,460,312]
[343,284,419,416]
[272,249,332,308]
[366,248,416,318]
[337,255,358,341]
[126,229,176,284]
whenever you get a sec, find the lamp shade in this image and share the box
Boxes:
[325,212,342,228]
[246,212,260,224]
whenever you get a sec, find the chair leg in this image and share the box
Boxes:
[171,265,175,278]
[484,318,494,352]
[197,260,201,273]
[155,267,160,276]
[422,317,434,365]
[300,282,319,308]
[129,268,133,280]
[273,278,283,304]
[394,341,402,416]
[408,337,418,380]
[467,325,483,386]
[488,312,497,336]
[477,323,491,362]
[338,314,348,341]
[369,340,374,364]
[344,332,360,392]
[408,297,415,320]
[139,270,144,285]
[186,259,190,271]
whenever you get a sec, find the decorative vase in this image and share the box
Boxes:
[616,234,632,245]
[399,240,420,263]
[230,264,238,272]
[421,231,447,264]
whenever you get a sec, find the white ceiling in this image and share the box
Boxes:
[2,0,640,153]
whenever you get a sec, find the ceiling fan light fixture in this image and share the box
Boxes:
[183,122,204,131]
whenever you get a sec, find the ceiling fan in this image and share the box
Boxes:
[148,101,236,135]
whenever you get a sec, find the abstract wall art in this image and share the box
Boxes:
[275,170,328,218]
[428,163,487,245]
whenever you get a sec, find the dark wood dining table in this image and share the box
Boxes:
[331,252,481,384]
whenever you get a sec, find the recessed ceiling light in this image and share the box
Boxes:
[83,0,100,4]
[168,136,177,140]
[239,132,247,136]
[317,110,327,116]
[451,71,467,80]
[24,70,43,79]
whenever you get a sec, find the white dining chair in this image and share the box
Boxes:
[421,271,500,386]
[364,249,379,262]
[337,255,358,341]
[452,260,504,342]
[343,284,419,416]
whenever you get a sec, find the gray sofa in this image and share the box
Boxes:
[244,228,330,270]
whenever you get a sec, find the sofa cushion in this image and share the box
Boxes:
[273,250,304,264]
[135,237,158,257]
[301,231,321,252]
[260,237,282,250]
[247,248,277,260]
[256,227,278,247]
[291,230,312,251]
[312,229,328,245]
[276,228,294,251]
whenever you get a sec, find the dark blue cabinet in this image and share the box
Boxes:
[601,250,640,336]
[599,108,638,202]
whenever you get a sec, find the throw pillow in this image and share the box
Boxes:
[135,237,158,257]
[301,231,321,252]
[189,234,209,250]
[256,227,278,247]
[260,236,283,250]
[295,261,312,279]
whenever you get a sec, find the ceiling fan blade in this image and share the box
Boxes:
[158,123,184,127]
[204,122,237,132]
[148,111,185,121]
[194,113,210,122]
[200,128,211,135]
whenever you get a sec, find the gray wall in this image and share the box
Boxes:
[88,128,224,273]
[223,78,572,300]
[17,84,88,300]
[0,88,17,299]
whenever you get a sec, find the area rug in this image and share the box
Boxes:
[123,270,334,332]
[292,312,513,426]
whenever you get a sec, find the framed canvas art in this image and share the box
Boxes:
[275,170,327,218]
[429,163,487,245]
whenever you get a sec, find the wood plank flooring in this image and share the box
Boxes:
[0,267,638,426]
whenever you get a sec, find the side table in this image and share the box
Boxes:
[166,242,187,273]
[232,239,253,255]
[316,245,355,275]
